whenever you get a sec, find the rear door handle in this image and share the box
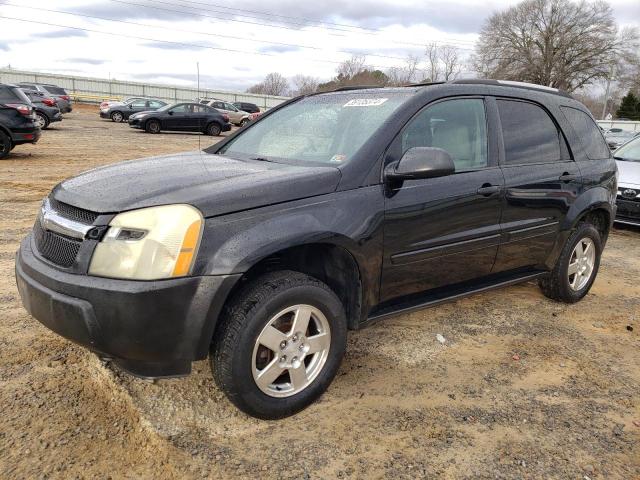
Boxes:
[559,173,579,182]
[477,184,501,196]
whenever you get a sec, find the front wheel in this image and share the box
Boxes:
[206,122,221,136]
[110,111,124,123]
[211,271,347,419]
[145,119,161,134]
[539,223,602,303]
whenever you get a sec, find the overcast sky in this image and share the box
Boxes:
[0,0,638,92]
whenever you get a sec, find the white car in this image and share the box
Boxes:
[614,136,640,226]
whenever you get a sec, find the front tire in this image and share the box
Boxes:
[145,119,161,134]
[211,271,347,419]
[110,111,124,123]
[539,223,602,303]
[206,122,221,136]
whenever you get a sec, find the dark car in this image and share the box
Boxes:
[128,102,231,135]
[16,83,72,113]
[0,84,41,158]
[100,98,167,123]
[613,136,640,226]
[233,102,261,114]
[15,80,616,419]
[604,128,637,150]
[21,89,62,130]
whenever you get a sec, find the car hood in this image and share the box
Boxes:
[616,159,640,186]
[51,151,342,217]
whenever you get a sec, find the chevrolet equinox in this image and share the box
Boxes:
[15,80,617,419]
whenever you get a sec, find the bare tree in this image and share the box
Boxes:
[387,55,421,86]
[246,72,289,96]
[318,55,390,91]
[290,75,320,96]
[424,43,463,82]
[336,54,368,79]
[473,0,639,92]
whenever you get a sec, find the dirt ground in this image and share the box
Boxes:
[1,105,639,479]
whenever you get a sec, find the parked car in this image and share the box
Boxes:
[16,83,72,113]
[15,80,616,419]
[100,98,167,122]
[21,89,62,130]
[613,136,640,226]
[604,128,638,150]
[128,102,231,135]
[99,96,154,110]
[200,99,252,126]
[233,102,261,114]
[0,84,40,159]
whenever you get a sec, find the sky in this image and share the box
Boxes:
[0,0,638,92]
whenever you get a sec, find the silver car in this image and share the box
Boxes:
[16,83,72,113]
[614,136,640,226]
[199,99,251,126]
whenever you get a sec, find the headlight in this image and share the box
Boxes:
[89,204,203,280]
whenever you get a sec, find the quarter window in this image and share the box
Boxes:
[401,98,488,170]
[498,100,563,164]
[561,107,610,159]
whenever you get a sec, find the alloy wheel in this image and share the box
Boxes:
[35,113,47,129]
[568,237,596,291]
[251,304,331,398]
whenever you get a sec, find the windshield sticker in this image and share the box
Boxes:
[343,98,388,107]
[330,154,347,163]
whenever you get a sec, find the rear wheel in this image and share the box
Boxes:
[539,222,602,303]
[0,131,11,159]
[239,118,249,127]
[110,111,124,123]
[35,112,49,129]
[145,119,161,134]
[206,122,221,136]
[211,271,347,419]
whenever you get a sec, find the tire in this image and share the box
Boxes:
[35,112,49,129]
[206,122,222,136]
[211,270,347,419]
[538,222,602,303]
[145,120,161,134]
[110,111,124,123]
[0,130,11,159]
[239,118,249,127]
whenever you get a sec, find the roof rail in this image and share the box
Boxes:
[331,85,384,92]
[451,79,572,98]
[405,81,446,88]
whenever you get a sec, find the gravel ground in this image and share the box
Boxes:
[1,106,639,479]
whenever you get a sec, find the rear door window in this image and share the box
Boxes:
[498,100,566,164]
[42,86,68,95]
[561,107,610,159]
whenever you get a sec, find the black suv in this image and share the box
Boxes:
[15,81,616,419]
[0,84,41,159]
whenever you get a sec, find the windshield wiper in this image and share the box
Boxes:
[613,156,625,160]
[250,157,272,162]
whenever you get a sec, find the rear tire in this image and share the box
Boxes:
[35,112,50,129]
[239,118,249,127]
[110,111,124,123]
[206,122,221,136]
[145,120,161,134]
[0,131,11,159]
[211,271,347,419]
[538,222,602,303]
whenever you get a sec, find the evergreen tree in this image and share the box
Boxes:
[616,91,640,120]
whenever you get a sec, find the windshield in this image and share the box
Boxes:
[217,92,412,165]
[615,137,640,162]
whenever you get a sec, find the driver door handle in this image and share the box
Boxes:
[477,184,501,196]
[559,173,579,182]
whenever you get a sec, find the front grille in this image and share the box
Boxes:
[33,218,82,268]
[48,197,99,224]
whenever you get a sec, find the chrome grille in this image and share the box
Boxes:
[48,197,99,224]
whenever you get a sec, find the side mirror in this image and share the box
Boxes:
[385,147,455,181]
[128,105,133,109]
[167,111,174,115]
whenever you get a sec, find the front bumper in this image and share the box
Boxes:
[128,118,142,128]
[615,197,640,226]
[99,111,110,119]
[15,236,241,378]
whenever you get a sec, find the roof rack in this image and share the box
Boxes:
[405,81,446,88]
[450,79,572,98]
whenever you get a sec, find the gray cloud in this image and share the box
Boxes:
[64,57,106,65]
[0,41,9,51]
[141,41,217,51]
[257,45,300,54]
[130,72,264,91]
[31,29,88,39]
